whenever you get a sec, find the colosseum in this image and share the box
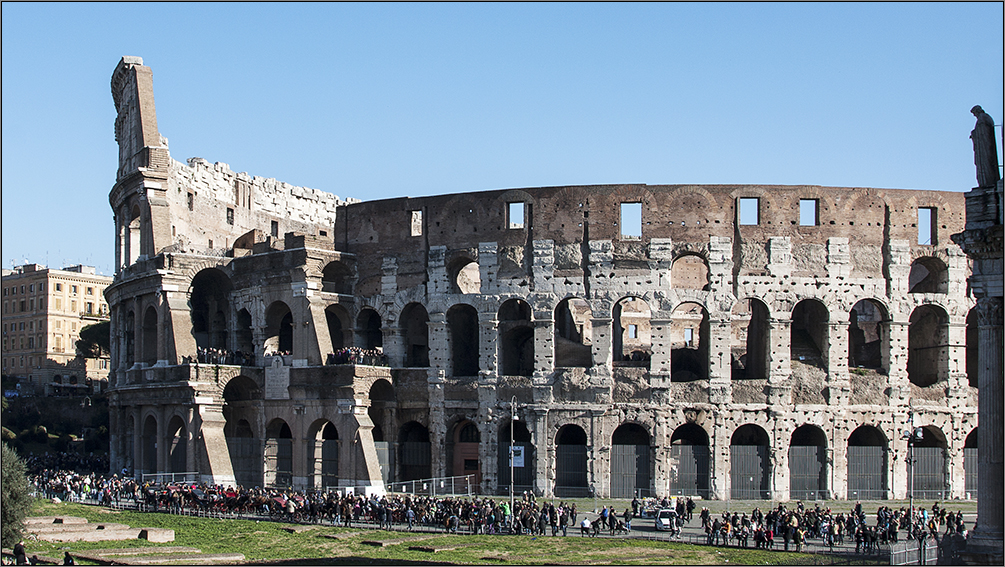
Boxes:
[106,56,980,501]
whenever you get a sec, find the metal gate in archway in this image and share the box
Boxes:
[847,445,886,500]
[611,444,650,498]
[913,447,947,500]
[316,439,339,489]
[227,437,260,488]
[670,444,710,498]
[555,444,589,497]
[731,445,769,499]
[789,445,826,500]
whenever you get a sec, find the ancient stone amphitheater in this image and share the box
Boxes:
[106,56,979,501]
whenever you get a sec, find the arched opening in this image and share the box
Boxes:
[613,297,652,367]
[357,309,383,350]
[447,304,479,376]
[555,424,589,497]
[964,428,978,498]
[449,258,481,295]
[321,261,353,295]
[912,425,949,500]
[127,205,142,265]
[909,257,949,294]
[611,423,651,498]
[847,425,888,500]
[236,309,254,364]
[671,302,708,382]
[190,269,233,350]
[264,302,293,356]
[400,303,429,367]
[966,308,978,388]
[167,415,187,473]
[325,304,351,353]
[671,254,710,290]
[141,415,157,477]
[125,310,135,366]
[142,306,158,365]
[731,298,769,380]
[790,299,829,367]
[554,297,593,367]
[499,299,534,377]
[670,424,710,498]
[265,419,293,488]
[223,376,260,488]
[308,420,339,490]
[398,422,431,482]
[498,419,535,495]
[789,425,828,500]
[849,299,888,370]
[731,424,770,499]
[449,420,481,492]
[368,379,395,485]
[908,305,949,387]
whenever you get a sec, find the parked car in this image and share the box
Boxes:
[655,508,681,535]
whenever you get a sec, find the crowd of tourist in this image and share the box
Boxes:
[180,347,256,366]
[19,451,972,558]
[325,347,388,367]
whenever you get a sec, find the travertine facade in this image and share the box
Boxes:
[106,57,980,501]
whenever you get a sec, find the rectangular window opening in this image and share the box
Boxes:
[507,202,525,229]
[684,328,694,346]
[739,198,760,225]
[621,202,642,238]
[410,210,423,236]
[628,324,638,340]
[271,220,279,238]
[918,207,936,245]
[226,207,234,225]
[187,192,194,211]
[799,199,819,226]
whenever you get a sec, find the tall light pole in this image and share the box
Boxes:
[510,395,516,530]
[902,426,923,528]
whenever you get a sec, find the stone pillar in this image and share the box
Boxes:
[887,320,911,405]
[767,318,791,406]
[196,402,235,486]
[428,315,448,375]
[533,310,554,375]
[480,313,498,376]
[591,317,613,370]
[649,318,671,403]
[529,407,549,497]
[711,414,729,500]
[707,317,731,404]
[428,370,446,478]
[970,297,1003,560]
[826,321,851,405]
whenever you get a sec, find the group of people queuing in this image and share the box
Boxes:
[325,347,388,367]
[181,347,255,366]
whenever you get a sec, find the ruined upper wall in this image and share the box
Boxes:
[336,184,966,286]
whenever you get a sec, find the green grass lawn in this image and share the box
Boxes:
[21,501,860,565]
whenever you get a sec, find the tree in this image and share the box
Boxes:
[1,443,33,547]
[76,320,110,358]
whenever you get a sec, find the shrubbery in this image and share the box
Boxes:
[1,442,33,547]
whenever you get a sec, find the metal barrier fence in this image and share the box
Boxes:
[384,474,476,497]
[141,471,200,484]
[889,539,939,565]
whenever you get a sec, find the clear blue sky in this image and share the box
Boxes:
[3,2,1002,276]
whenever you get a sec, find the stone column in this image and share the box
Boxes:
[707,317,731,404]
[428,370,446,478]
[712,414,729,500]
[970,297,1003,559]
[767,318,791,406]
[591,317,613,370]
[533,310,554,375]
[530,407,549,497]
[886,320,911,405]
[826,321,851,405]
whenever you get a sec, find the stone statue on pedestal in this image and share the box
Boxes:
[970,105,1000,188]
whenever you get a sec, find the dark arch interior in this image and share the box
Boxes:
[848,426,886,446]
[731,424,769,446]
[499,420,532,443]
[612,423,650,445]
[790,424,827,446]
[671,423,709,445]
[557,424,588,445]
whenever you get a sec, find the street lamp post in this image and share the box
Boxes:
[510,395,516,531]
[902,426,924,530]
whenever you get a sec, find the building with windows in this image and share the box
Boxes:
[2,263,112,395]
[105,56,979,501]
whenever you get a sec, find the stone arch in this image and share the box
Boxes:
[167,415,187,473]
[398,421,431,482]
[730,424,770,500]
[221,374,260,486]
[448,419,481,490]
[264,418,293,488]
[400,303,429,367]
[190,268,234,351]
[447,303,479,376]
[357,308,383,350]
[849,299,889,370]
[791,298,829,366]
[908,304,949,387]
[499,299,534,377]
[909,256,949,294]
[671,302,708,382]
[321,260,354,295]
[307,419,339,490]
[671,254,710,291]
[964,427,978,497]
[264,301,293,355]
[554,297,593,368]
[912,424,949,500]
[325,303,352,352]
[125,308,135,366]
[141,305,158,365]
[449,257,481,295]
[670,423,710,498]
[731,298,770,380]
[498,418,535,495]
[613,296,652,366]
[127,204,142,265]
[847,425,888,500]
[368,379,395,444]
[141,414,157,477]
[611,423,651,498]
[235,308,254,361]
[789,424,828,500]
[555,423,589,497]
